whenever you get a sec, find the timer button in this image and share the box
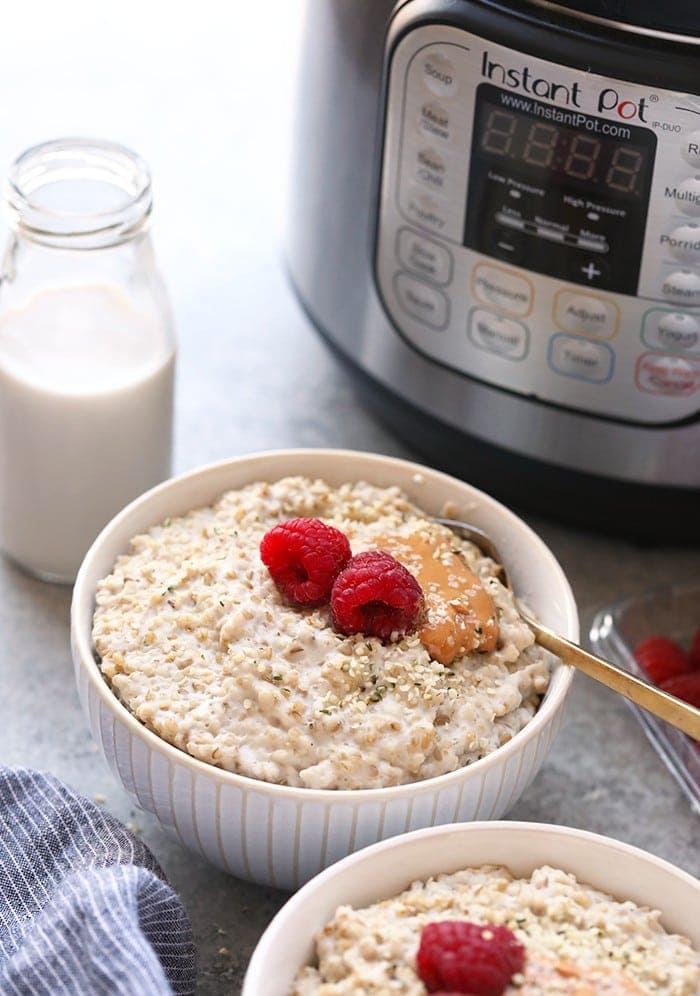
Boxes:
[421,52,458,98]
[394,272,449,329]
[636,353,699,396]
[548,334,614,383]
[661,269,700,306]
[680,130,700,168]
[675,176,700,217]
[396,228,453,285]
[471,263,533,317]
[662,223,700,264]
[553,291,619,339]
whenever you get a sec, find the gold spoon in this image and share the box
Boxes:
[436,517,700,740]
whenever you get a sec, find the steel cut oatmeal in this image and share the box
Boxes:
[92,476,555,790]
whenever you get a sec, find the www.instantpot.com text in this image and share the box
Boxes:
[497,92,632,139]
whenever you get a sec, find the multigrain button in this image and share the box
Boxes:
[636,353,699,396]
[674,176,700,217]
[643,310,700,353]
[421,52,458,98]
[396,228,453,285]
[394,272,449,329]
[468,309,528,359]
[553,291,618,338]
[472,263,533,317]
[418,101,451,143]
[661,223,700,264]
[661,270,700,306]
[548,334,614,383]
[680,130,700,168]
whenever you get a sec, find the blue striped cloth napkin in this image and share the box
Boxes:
[0,767,196,995]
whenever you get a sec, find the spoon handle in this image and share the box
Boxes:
[526,615,700,740]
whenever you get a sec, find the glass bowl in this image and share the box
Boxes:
[589,583,700,814]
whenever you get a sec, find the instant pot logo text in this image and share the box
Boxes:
[481,52,648,121]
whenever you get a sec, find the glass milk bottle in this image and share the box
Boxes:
[0,138,176,583]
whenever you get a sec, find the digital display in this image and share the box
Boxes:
[478,100,649,200]
[464,84,657,293]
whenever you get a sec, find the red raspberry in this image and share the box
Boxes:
[634,635,690,686]
[689,627,700,670]
[660,671,700,709]
[330,550,424,640]
[259,518,351,607]
[416,921,525,995]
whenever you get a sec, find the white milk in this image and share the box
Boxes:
[0,284,175,581]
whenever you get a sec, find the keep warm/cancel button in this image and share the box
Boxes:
[636,353,699,396]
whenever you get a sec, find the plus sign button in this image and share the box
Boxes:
[568,256,610,285]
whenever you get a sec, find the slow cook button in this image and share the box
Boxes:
[421,51,458,98]
[553,291,619,337]
[468,309,529,359]
[661,223,700,264]
[472,263,533,317]
[661,270,700,306]
[643,310,700,353]
[394,272,449,329]
[396,228,453,285]
[548,334,614,383]
[636,353,699,396]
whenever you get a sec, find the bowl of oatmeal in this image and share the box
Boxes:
[71,449,577,887]
[242,821,700,995]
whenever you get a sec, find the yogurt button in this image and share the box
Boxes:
[680,130,700,168]
[655,312,700,352]
[675,176,700,216]
[421,52,458,98]
[662,223,700,264]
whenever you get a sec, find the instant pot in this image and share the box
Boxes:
[288,1,700,539]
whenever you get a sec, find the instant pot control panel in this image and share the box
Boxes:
[375,23,700,424]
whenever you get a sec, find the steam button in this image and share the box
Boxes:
[661,269,700,306]
[675,176,700,217]
[421,52,458,98]
[680,130,700,168]
[394,272,449,329]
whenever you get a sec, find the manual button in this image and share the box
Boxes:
[471,263,533,317]
[553,290,619,338]
[394,272,449,329]
[397,228,453,285]
[468,309,528,359]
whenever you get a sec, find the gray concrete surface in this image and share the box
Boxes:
[0,4,698,993]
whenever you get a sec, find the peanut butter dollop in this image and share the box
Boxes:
[374,532,498,666]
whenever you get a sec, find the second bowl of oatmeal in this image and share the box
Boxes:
[71,449,577,888]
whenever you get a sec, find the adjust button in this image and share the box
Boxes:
[548,334,614,383]
[642,310,700,353]
[468,309,529,359]
[636,353,699,396]
[471,263,533,317]
[553,291,619,338]
[396,228,453,285]
[661,223,700,264]
[680,130,700,168]
[394,272,449,329]
[661,270,700,306]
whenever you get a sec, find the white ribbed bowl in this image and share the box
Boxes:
[242,821,700,995]
[71,449,577,889]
